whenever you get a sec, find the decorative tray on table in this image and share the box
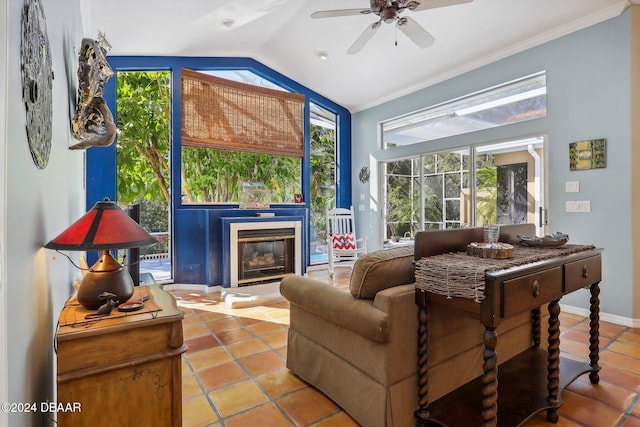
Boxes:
[517,232,569,247]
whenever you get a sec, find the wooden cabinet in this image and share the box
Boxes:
[56,285,187,426]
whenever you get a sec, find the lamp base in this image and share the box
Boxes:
[77,251,134,310]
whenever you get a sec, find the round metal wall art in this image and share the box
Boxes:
[21,0,53,169]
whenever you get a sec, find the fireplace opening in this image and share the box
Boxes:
[237,228,295,286]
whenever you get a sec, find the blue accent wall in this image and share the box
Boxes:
[88,57,351,285]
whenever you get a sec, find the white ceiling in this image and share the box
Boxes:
[81,0,629,112]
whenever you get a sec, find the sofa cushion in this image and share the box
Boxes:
[350,246,415,299]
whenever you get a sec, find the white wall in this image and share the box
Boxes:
[352,10,635,322]
[6,0,85,424]
[0,0,9,425]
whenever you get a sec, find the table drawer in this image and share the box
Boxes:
[501,267,562,317]
[564,255,601,293]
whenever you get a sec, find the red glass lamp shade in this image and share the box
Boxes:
[45,198,158,310]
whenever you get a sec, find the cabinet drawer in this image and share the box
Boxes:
[501,267,562,317]
[564,255,601,293]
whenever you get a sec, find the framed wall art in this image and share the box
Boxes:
[569,138,606,171]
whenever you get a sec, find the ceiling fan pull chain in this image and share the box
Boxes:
[395,22,398,46]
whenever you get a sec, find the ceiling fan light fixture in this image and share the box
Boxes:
[381,8,398,23]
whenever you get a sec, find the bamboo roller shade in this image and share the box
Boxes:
[181,68,304,158]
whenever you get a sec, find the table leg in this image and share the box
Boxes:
[546,299,560,423]
[589,282,601,384]
[481,327,498,427]
[415,291,431,426]
[531,308,541,348]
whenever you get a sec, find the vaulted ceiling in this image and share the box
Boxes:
[81,0,629,112]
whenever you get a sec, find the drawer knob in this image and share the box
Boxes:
[582,265,589,278]
[532,280,540,297]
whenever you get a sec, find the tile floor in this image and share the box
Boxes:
[172,268,640,427]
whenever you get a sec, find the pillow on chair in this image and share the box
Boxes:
[350,246,415,299]
[330,232,357,250]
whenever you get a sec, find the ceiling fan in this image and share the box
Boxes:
[311,0,473,55]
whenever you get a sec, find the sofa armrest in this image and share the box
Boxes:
[280,275,390,343]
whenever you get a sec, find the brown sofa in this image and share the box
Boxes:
[280,224,547,427]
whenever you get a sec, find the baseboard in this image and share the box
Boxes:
[560,303,639,328]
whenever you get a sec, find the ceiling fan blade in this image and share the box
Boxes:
[311,9,372,19]
[347,21,382,55]
[396,16,435,48]
[412,0,473,12]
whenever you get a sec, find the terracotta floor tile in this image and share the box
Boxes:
[559,389,624,426]
[198,361,249,391]
[598,364,640,393]
[239,351,286,376]
[207,316,244,332]
[249,321,287,336]
[620,331,640,345]
[276,387,339,426]
[183,372,204,399]
[599,321,628,339]
[184,322,213,339]
[608,340,640,359]
[632,398,640,417]
[566,375,636,412]
[215,327,255,345]
[197,310,231,323]
[182,312,202,325]
[182,395,219,427]
[187,346,233,372]
[185,334,220,353]
[227,337,270,358]
[600,350,640,375]
[257,368,307,398]
[209,381,269,418]
[622,415,640,427]
[275,346,287,358]
[262,330,289,349]
[311,411,360,427]
[558,338,589,362]
[224,403,294,427]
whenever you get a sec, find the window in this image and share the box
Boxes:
[309,103,337,265]
[116,70,172,281]
[383,72,547,148]
[382,137,545,244]
[181,69,302,204]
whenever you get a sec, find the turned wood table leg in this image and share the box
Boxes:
[481,327,498,427]
[532,308,541,348]
[546,299,561,423]
[415,290,431,426]
[589,282,601,384]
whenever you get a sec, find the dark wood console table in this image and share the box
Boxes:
[414,230,602,427]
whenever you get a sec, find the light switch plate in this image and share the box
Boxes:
[566,201,591,212]
[565,181,579,192]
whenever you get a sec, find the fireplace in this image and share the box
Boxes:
[229,220,302,287]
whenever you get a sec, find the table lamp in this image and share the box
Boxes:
[45,198,158,310]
